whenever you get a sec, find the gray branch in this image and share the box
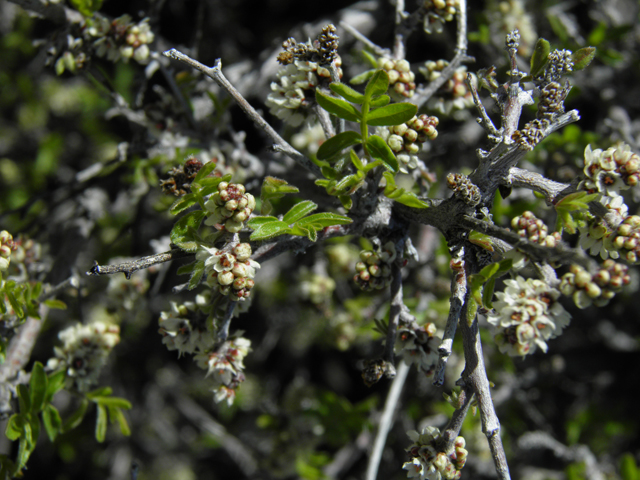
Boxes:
[162,49,322,178]
[87,248,191,279]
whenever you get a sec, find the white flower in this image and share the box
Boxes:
[579,194,628,259]
[488,277,571,357]
[47,322,120,392]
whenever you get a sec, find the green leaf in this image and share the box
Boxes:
[188,260,205,290]
[5,414,25,441]
[282,200,318,224]
[42,405,62,443]
[176,262,196,275]
[247,216,280,229]
[468,231,495,252]
[483,277,497,309]
[315,89,362,122]
[17,385,30,413]
[45,370,66,404]
[29,362,47,414]
[250,221,291,241]
[95,404,107,443]
[361,50,378,68]
[93,396,132,410]
[6,290,24,319]
[365,70,389,99]
[530,38,550,78]
[43,299,67,310]
[338,195,353,210]
[62,399,89,433]
[260,176,299,215]
[316,131,362,160]
[350,150,365,170]
[366,103,417,126]
[170,210,205,250]
[571,47,596,71]
[108,406,131,436]
[620,453,639,480]
[382,172,430,208]
[369,95,390,108]
[329,83,365,104]
[192,161,222,186]
[69,0,103,16]
[296,212,353,228]
[366,135,399,172]
[169,193,198,215]
[350,69,376,85]
[86,386,113,398]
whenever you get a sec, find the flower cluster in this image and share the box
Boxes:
[0,231,14,272]
[297,269,336,305]
[422,0,460,34]
[267,29,343,126]
[395,323,441,377]
[195,336,251,406]
[353,242,397,291]
[47,322,120,392]
[511,211,561,247]
[160,158,205,196]
[446,173,481,206]
[539,49,573,84]
[537,82,568,120]
[559,261,630,308]
[611,215,640,264]
[579,195,627,259]
[198,243,260,301]
[581,143,640,195]
[204,182,256,233]
[377,58,416,99]
[419,61,476,115]
[487,277,571,357]
[158,294,214,356]
[512,118,549,151]
[377,115,439,172]
[55,14,155,74]
[403,427,467,480]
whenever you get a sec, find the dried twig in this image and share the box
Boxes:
[86,248,191,279]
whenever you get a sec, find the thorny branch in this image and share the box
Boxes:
[162,49,323,178]
[433,248,467,387]
[86,248,191,278]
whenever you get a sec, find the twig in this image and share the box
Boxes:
[393,0,407,60]
[508,167,572,203]
[433,247,467,387]
[0,305,48,383]
[410,0,474,107]
[86,248,191,279]
[384,263,404,375]
[365,360,410,480]
[468,73,500,140]
[162,49,322,178]
[339,21,391,57]
[458,296,511,480]
[39,274,80,301]
[438,386,474,452]
[216,300,236,344]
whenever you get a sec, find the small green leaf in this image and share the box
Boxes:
[260,176,299,215]
[176,262,196,275]
[350,69,376,85]
[296,212,353,228]
[338,195,353,210]
[483,277,497,309]
[571,47,596,71]
[86,386,113,398]
[382,172,430,208]
[365,70,389,99]
[62,399,89,433]
[170,210,205,249]
[366,103,418,126]
[619,453,639,480]
[43,299,67,310]
[5,414,25,441]
[282,200,318,224]
[108,406,131,436]
[29,362,47,414]
[95,404,107,443]
[69,0,103,16]
[329,83,365,104]
[192,161,221,186]
[366,135,399,172]
[169,193,198,215]
[42,405,62,442]
[249,221,291,241]
[369,95,390,108]
[93,396,132,410]
[315,89,362,122]
[45,370,66,403]
[17,385,30,413]
[188,260,205,290]
[530,38,550,78]
[306,228,318,242]
[468,231,495,252]
[316,131,362,160]
[247,216,280,229]
[6,291,24,319]
[361,50,378,68]
[350,150,365,170]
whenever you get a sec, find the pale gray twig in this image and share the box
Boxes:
[87,248,191,279]
[365,361,410,480]
[339,21,391,57]
[162,49,322,177]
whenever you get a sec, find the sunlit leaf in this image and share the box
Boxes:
[530,38,550,78]
[282,200,318,224]
[316,131,362,160]
[315,89,362,122]
[366,135,398,172]
[366,103,417,126]
[364,70,389,99]
[329,83,365,104]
